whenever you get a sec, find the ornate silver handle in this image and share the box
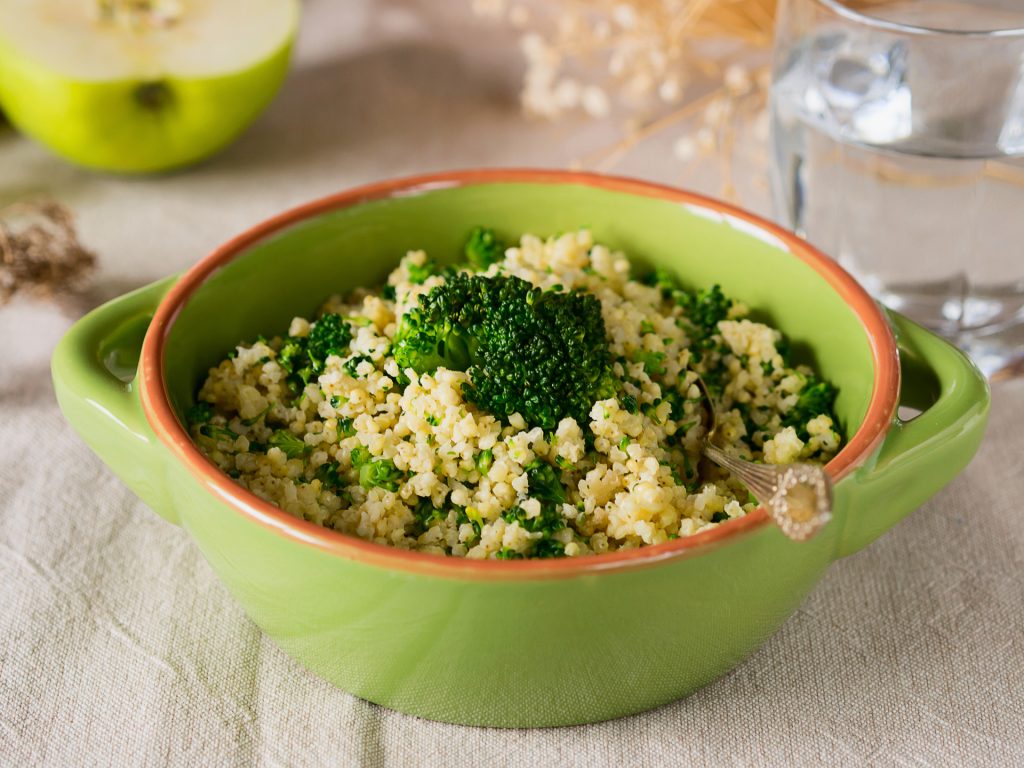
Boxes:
[704,443,833,542]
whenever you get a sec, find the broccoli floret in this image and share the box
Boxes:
[647,270,732,358]
[391,280,475,376]
[349,445,372,467]
[408,499,446,536]
[343,355,373,378]
[277,338,310,389]
[277,313,353,393]
[525,459,567,504]
[679,284,732,335]
[464,227,506,270]
[647,270,733,331]
[392,273,614,429]
[455,506,483,538]
[661,389,688,421]
[645,267,677,297]
[407,257,439,285]
[307,314,353,372]
[501,504,565,536]
[782,376,838,439]
[315,461,345,492]
[187,401,213,425]
[495,547,525,560]
[532,539,566,558]
[500,472,570,558]
[359,457,404,492]
[268,429,308,459]
[633,349,667,376]
[347,446,403,491]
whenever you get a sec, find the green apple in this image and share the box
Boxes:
[0,0,298,173]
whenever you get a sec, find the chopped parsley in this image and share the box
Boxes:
[268,429,309,459]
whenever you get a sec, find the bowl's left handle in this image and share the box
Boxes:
[52,276,181,525]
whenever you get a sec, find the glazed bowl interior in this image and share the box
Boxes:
[163,181,875,458]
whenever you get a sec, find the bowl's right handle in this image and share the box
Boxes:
[835,311,990,558]
[51,276,180,525]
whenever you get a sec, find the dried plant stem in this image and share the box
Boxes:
[577,88,722,171]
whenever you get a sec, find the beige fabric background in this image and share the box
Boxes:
[1,2,1022,765]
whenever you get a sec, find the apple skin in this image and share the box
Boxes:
[0,34,294,173]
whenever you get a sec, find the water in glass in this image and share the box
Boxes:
[771,0,1024,377]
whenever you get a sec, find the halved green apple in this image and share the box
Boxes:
[0,0,299,172]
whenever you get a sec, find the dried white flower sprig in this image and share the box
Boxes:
[472,0,776,198]
[0,202,96,305]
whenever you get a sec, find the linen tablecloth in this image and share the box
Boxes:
[2,2,1022,765]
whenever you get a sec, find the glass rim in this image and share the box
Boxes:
[815,0,1024,38]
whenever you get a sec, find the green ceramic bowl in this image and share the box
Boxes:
[52,170,989,727]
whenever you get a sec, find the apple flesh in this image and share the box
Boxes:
[0,0,298,173]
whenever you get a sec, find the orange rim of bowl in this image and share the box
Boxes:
[139,169,899,580]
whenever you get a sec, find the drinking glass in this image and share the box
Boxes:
[770,0,1024,378]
